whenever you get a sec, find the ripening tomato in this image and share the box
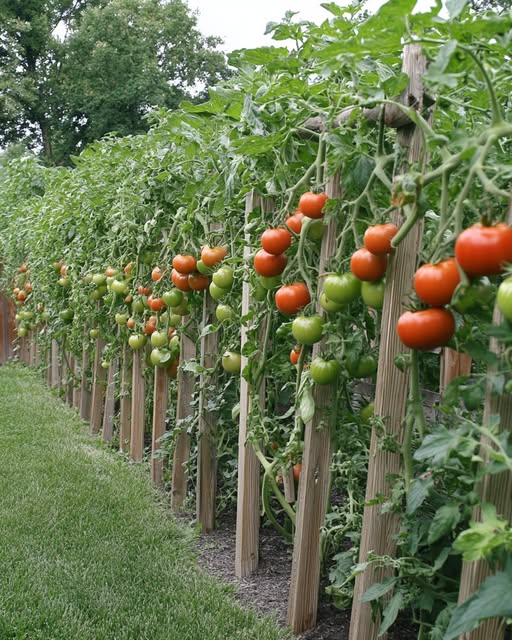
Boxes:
[363,223,399,255]
[172,254,197,274]
[285,211,304,235]
[414,258,460,307]
[127,317,136,330]
[137,285,152,296]
[188,272,209,291]
[292,463,302,482]
[261,228,292,255]
[290,347,301,365]
[151,266,163,282]
[298,192,328,219]
[104,266,117,278]
[201,245,228,267]
[17,291,27,301]
[167,357,179,379]
[144,320,157,336]
[124,262,133,275]
[24,283,32,294]
[254,250,288,277]
[275,283,311,315]
[397,308,455,350]
[455,223,512,277]
[60,264,69,276]
[19,263,28,273]
[350,248,388,282]
[148,295,165,312]
[171,268,192,292]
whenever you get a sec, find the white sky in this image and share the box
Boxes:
[189,0,435,52]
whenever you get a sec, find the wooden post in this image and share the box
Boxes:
[196,286,218,531]
[90,337,106,434]
[29,332,36,366]
[46,340,52,386]
[102,359,118,443]
[171,329,195,509]
[119,344,132,453]
[80,333,92,422]
[130,349,145,462]
[73,356,81,409]
[287,175,340,633]
[440,347,472,392]
[51,339,60,388]
[282,467,296,504]
[235,191,272,577]
[65,353,74,405]
[151,366,168,485]
[349,45,428,640]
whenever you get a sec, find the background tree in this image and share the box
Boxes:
[0,0,228,164]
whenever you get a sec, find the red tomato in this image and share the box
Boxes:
[254,250,288,277]
[127,318,136,330]
[24,283,32,294]
[350,248,388,281]
[275,283,311,315]
[261,228,292,255]
[397,308,455,350]
[148,295,165,312]
[17,291,27,301]
[414,258,460,307]
[104,265,116,277]
[455,223,512,277]
[201,246,227,267]
[19,263,28,273]
[188,272,209,291]
[292,463,302,482]
[285,211,304,234]
[172,254,197,274]
[171,269,192,292]
[137,285,152,296]
[124,262,133,275]
[290,347,301,365]
[298,192,328,219]
[151,266,163,282]
[60,264,69,276]
[363,223,399,255]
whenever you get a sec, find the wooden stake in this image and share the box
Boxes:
[287,175,340,633]
[171,329,195,510]
[51,339,60,388]
[73,356,81,409]
[65,353,74,406]
[349,45,428,640]
[79,333,92,422]
[196,290,218,531]
[102,359,118,443]
[282,466,296,504]
[151,366,168,486]
[130,349,145,462]
[90,337,106,434]
[440,347,472,392]
[235,191,271,578]
[119,344,132,453]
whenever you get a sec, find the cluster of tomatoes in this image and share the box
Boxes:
[397,222,512,351]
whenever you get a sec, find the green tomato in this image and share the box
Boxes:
[212,266,234,290]
[222,351,242,374]
[101,360,111,370]
[140,250,155,265]
[58,276,71,287]
[131,298,145,314]
[319,293,344,313]
[259,275,281,290]
[169,313,182,328]
[171,299,189,316]
[128,334,147,350]
[252,281,267,302]
[361,280,385,310]
[151,330,168,348]
[59,308,74,322]
[111,279,129,295]
[216,304,235,322]
[83,273,93,284]
[90,285,107,301]
[307,219,324,242]
[150,348,172,368]
[92,273,107,286]
[209,282,228,301]
[359,402,374,425]
[323,273,361,305]
[497,276,512,322]
[310,357,340,384]
[196,259,212,275]
[291,315,323,345]
[169,334,180,355]
[41,311,50,322]
[115,313,128,326]
[89,328,100,339]
[451,279,496,315]
[162,289,183,308]
[17,326,28,337]
[346,353,377,378]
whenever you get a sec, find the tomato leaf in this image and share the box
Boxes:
[299,382,316,424]
[428,504,461,544]
[360,577,397,603]
[380,591,404,635]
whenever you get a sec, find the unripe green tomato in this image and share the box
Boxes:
[291,315,323,345]
[111,279,129,295]
[151,330,169,348]
[213,266,234,290]
[346,354,377,378]
[90,285,107,301]
[89,329,100,339]
[15,313,21,322]
[41,311,50,322]
[319,293,344,313]
[216,304,235,322]
[59,308,74,322]
[169,313,182,327]
[101,360,111,369]
[128,334,147,350]
[323,273,361,304]
[83,273,94,284]
[307,219,324,242]
[259,275,281,290]
[29,323,37,331]
[131,298,145,314]
[359,402,374,425]
[58,276,71,287]
[150,348,171,368]
[361,280,385,310]
[17,326,28,337]
[252,281,267,302]
[310,357,340,384]
[106,276,115,287]
[209,282,228,301]
[196,259,212,275]
[222,351,242,374]
[497,276,512,322]
[162,289,183,308]
[115,313,128,326]
[171,299,189,316]
[92,273,107,286]
[169,334,180,354]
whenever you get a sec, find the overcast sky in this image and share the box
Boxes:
[189,0,434,52]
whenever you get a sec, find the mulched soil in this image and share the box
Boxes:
[179,509,418,640]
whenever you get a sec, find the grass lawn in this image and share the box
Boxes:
[0,363,290,640]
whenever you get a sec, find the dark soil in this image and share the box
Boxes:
[182,509,418,639]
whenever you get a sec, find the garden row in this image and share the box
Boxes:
[2,3,512,639]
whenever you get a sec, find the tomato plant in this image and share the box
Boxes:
[261,228,292,255]
[350,249,387,282]
[275,282,310,315]
[397,308,455,351]
[455,223,512,277]
[172,254,197,274]
[363,223,399,255]
[298,192,328,219]
[253,250,287,277]
[413,258,460,307]
[201,245,227,267]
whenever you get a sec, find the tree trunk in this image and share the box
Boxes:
[39,119,54,163]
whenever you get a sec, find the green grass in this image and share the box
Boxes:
[0,364,289,640]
